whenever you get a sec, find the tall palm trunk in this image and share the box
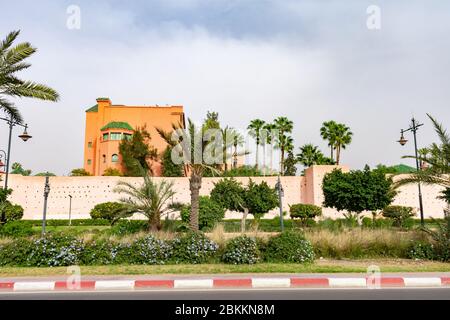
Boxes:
[189,173,202,231]
[280,148,285,174]
[336,144,341,165]
[330,146,334,162]
[149,213,161,232]
[269,144,273,174]
[255,142,259,170]
[262,144,266,175]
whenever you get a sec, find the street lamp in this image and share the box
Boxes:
[42,176,51,236]
[275,175,285,232]
[0,115,32,191]
[68,195,73,226]
[398,117,425,226]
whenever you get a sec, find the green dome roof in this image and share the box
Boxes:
[101,122,133,131]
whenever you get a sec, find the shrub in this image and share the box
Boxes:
[289,204,322,225]
[265,231,315,263]
[26,233,84,267]
[180,196,225,231]
[2,202,24,222]
[80,241,114,265]
[109,220,147,236]
[89,202,131,225]
[0,238,33,266]
[102,168,122,176]
[129,235,173,265]
[70,168,91,176]
[171,232,219,264]
[382,206,416,228]
[222,236,260,264]
[407,241,435,260]
[0,220,34,237]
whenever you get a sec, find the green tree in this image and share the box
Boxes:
[320,120,338,161]
[333,123,353,165]
[248,119,266,170]
[297,144,325,168]
[34,172,56,177]
[204,111,220,130]
[102,168,122,176]
[273,117,294,174]
[180,196,225,231]
[161,147,184,177]
[10,162,31,176]
[157,118,218,231]
[322,166,396,224]
[231,129,245,169]
[119,126,158,177]
[69,168,91,176]
[283,151,297,176]
[0,30,59,123]
[211,178,278,232]
[114,167,176,231]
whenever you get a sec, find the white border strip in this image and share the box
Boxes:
[252,278,291,288]
[328,278,367,288]
[95,280,135,290]
[403,278,442,287]
[14,282,56,291]
[174,279,214,289]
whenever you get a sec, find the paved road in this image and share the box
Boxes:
[1,288,449,300]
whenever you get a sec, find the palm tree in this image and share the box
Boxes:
[221,126,232,172]
[230,129,244,169]
[333,123,353,165]
[320,121,338,161]
[296,144,324,168]
[263,123,276,174]
[273,117,294,174]
[157,118,218,231]
[0,30,59,123]
[114,167,176,231]
[248,119,266,170]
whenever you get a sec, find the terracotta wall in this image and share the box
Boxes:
[5,166,447,220]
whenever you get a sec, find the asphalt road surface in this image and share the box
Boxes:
[0,288,449,300]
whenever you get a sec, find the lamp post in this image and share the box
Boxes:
[0,115,32,191]
[398,117,425,226]
[68,195,73,226]
[42,176,51,236]
[0,116,32,224]
[275,175,285,232]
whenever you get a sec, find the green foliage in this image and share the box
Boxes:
[322,166,396,216]
[26,233,84,267]
[11,162,31,176]
[171,232,219,264]
[382,206,416,228]
[210,178,246,212]
[162,147,184,177]
[0,238,33,266]
[70,168,91,176]
[265,231,315,263]
[180,196,225,231]
[407,241,435,260]
[34,172,56,177]
[118,126,158,177]
[0,220,34,237]
[244,180,279,218]
[89,202,131,225]
[109,220,147,236]
[80,241,114,265]
[222,165,263,177]
[1,202,24,222]
[0,30,59,123]
[129,235,173,265]
[423,215,450,261]
[296,144,334,167]
[222,236,260,264]
[102,168,122,176]
[289,204,322,224]
[283,151,297,176]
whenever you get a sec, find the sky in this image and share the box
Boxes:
[0,0,449,175]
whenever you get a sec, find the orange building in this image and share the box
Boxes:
[83,98,185,176]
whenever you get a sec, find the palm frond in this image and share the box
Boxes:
[5,42,36,66]
[5,81,59,101]
[0,97,22,123]
[0,30,20,56]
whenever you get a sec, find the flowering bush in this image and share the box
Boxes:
[171,232,219,264]
[130,235,173,265]
[80,241,114,265]
[0,238,32,266]
[265,231,315,263]
[26,234,84,267]
[222,236,260,264]
[407,241,435,260]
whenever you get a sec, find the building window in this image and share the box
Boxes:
[123,133,132,141]
[87,159,92,165]
[103,154,106,163]
[112,154,119,163]
[111,132,122,141]
[88,142,92,148]
[103,133,109,141]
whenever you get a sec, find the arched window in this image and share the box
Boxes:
[112,154,119,163]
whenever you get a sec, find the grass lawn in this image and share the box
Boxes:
[31,226,110,232]
[0,259,449,277]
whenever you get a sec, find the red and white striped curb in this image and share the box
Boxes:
[0,277,449,291]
